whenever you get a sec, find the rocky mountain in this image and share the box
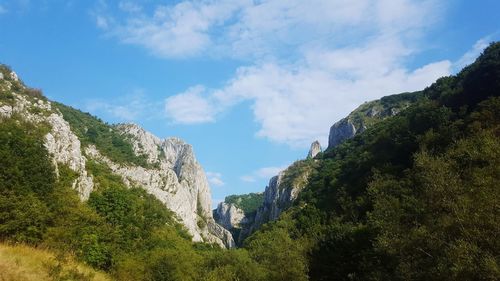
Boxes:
[0,66,234,248]
[328,92,419,149]
[217,92,421,243]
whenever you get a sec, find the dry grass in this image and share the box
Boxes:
[0,243,112,281]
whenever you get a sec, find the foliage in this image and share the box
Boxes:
[224,193,264,215]
[53,102,149,167]
[0,243,112,281]
[245,220,309,281]
[0,118,55,244]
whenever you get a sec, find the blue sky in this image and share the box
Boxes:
[1,0,499,207]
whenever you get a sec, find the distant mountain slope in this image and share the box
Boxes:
[242,42,500,280]
[218,90,422,244]
[214,193,264,245]
[327,91,420,149]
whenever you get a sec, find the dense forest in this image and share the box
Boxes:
[0,42,499,281]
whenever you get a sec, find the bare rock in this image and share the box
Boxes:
[307,140,322,159]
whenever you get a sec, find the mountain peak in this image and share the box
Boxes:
[307,140,322,159]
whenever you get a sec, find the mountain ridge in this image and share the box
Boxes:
[0,67,234,247]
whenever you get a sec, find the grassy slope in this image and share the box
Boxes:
[0,243,112,281]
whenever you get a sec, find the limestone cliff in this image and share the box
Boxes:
[249,160,315,234]
[328,92,419,149]
[0,71,94,199]
[214,202,248,230]
[0,67,233,248]
[307,140,322,159]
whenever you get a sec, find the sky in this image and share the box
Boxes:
[0,0,499,208]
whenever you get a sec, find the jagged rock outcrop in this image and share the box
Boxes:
[45,113,94,199]
[247,160,313,235]
[0,75,94,199]
[214,202,248,230]
[87,124,235,248]
[307,140,322,159]
[328,118,359,149]
[327,94,417,150]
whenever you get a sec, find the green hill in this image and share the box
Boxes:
[243,42,500,281]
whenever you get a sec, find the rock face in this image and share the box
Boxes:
[327,94,416,150]
[45,113,94,199]
[307,140,322,159]
[214,202,248,230]
[0,69,234,248]
[250,170,303,233]
[86,124,235,248]
[0,75,94,199]
[328,118,359,149]
[241,160,313,239]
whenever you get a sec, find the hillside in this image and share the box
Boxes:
[217,88,425,245]
[0,243,111,281]
[241,42,500,280]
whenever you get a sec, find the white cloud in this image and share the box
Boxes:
[167,47,451,147]
[241,165,288,183]
[103,0,248,58]
[150,0,452,147]
[206,172,225,187]
[164,85,217,124]
[240,175,256,183]
[454,37,491,71]
[95,15,109,29]
[118,1,142,13]
[85,90,160,122]
[96,0,441,59]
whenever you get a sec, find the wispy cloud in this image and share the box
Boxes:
[240,175,256,183]
[241,165,288,183]
[206,172,225,187]
[164,85,217,124]
[118,1,142,13]
[454,37,491,71]
[0,5,7,14]
[85,90,161,122]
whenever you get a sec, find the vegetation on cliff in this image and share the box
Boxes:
[224,193,264,216]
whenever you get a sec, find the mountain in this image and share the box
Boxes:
[217,90,422,244]
[0,69,233,247]
[241,42,500,280]
[327,91,419,149]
